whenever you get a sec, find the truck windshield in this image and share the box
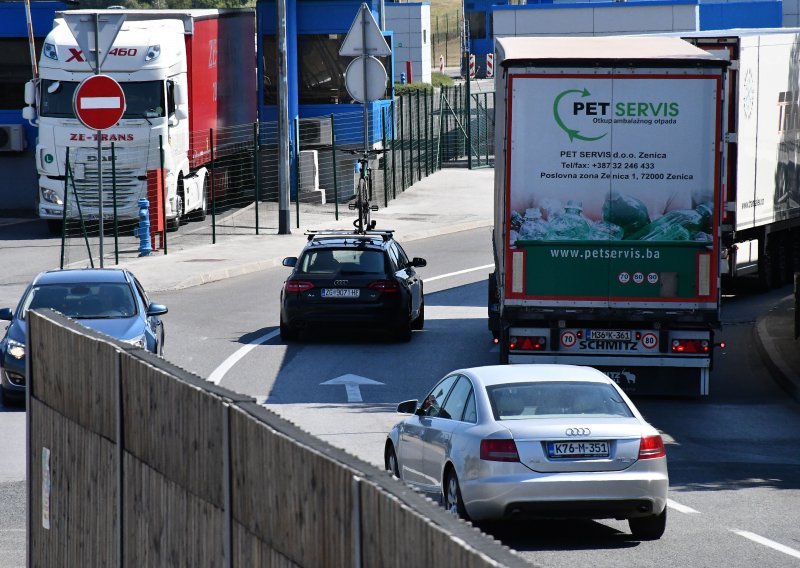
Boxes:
[40,79,165,119]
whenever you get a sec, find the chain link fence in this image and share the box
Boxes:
[58,86,495,267]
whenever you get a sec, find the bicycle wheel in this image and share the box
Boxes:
[360,179,371,232]
[353,177,369,233]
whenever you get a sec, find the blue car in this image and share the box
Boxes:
[0,268,167,404]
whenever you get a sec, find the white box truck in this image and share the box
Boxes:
[681,29,800,289]
[489,36,728,395]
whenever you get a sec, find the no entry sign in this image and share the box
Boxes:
[72,74,126,130]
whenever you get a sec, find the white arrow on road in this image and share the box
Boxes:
[321,374,384,402]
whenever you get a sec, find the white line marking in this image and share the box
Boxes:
[732,530,800,560]
[424,264,494,283]
[80,96,121,109]
[667,499,700,514]
[208,329,279,385]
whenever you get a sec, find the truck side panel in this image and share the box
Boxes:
[503,70,723,310]
[187,13,256,169]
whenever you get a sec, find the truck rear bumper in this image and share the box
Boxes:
[507,355,711,396]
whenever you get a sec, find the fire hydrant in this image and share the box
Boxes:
[134,198,152,256]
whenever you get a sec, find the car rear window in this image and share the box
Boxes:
[486,381,633,420]
[298,248,386,275]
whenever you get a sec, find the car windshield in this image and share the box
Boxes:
[21,282,137,320]
[486,381,633,420]
[40,79,165,119]
[297,248,386,275]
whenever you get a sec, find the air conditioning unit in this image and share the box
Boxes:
[299,118,333,147]
[0,124,26,152]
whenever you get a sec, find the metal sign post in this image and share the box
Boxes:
[65,12,125,267]
[340,4,391,156]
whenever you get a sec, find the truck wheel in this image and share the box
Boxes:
[190,175,208,222]
[758,242,775,291]
[167,193,184,232]
[499,328,509,364]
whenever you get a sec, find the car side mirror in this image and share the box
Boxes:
[146,303,168,317]
[0,308,12,321]
[410,257,426,268]
[282,257,297,267]
[396,399,418,414]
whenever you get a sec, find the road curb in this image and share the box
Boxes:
[753,311,800,404]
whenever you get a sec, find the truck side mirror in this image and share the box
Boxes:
[24,81,35,106]
[22,106,37,121]
[175,106,188,120]
[174,83,188,106]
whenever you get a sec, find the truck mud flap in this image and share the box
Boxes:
[593,365,709,397]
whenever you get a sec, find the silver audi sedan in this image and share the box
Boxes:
[385,364,669,539]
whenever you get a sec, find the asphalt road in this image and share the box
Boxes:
[2,227,799,567]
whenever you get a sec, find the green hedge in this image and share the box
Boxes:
[393,72,455,95]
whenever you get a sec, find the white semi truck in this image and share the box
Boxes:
[680,29,800,290]
[24,9,256,234]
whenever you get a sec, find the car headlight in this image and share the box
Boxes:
[7,338,25,360]
[42,188,63,205]
[123,335,147,349]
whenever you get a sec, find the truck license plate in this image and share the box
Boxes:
[547,441,609,458]
[587,329,631,341]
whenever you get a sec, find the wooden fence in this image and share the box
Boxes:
[26,310,530,568]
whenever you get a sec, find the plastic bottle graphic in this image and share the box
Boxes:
[626,203,712,241]
[518,207,549,241]
[588,220,624,241]
[602,191,651,238]
[547,200,592,240]
[511,210,524,231]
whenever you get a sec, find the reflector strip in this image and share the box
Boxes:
[512,251,523,293]
[80,97,121,109]
[697,253,711,296]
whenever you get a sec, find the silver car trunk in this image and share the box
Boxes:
[504,417,644,473]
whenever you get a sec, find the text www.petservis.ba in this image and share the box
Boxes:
[549,247,661,260]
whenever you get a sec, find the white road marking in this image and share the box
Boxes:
[208,329,279,385]
[667,499,700,514]
[424,264,494,283]
[731,530,800,560]
[426,305,486,320]
[80,96,121,109]
[321,374,385,403]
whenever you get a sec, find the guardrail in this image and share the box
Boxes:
[26,309,528,568]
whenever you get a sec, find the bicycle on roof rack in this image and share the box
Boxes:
[346,148,383,234]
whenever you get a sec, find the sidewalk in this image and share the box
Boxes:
[113,167,495,292]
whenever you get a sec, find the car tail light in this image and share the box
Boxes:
[509,335,546,351]
[638,435,666,459]
[369,280,400,293]
[286,280,314,293]
[480,439,520,462]
[671,338,709,353]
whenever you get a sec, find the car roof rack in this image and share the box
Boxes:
[305,229,395,242]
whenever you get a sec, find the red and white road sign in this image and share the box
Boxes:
[469,54,476,78]
[486,53,494,78]
[73,74,126,131]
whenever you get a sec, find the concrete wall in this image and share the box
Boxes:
[386,3,432,84]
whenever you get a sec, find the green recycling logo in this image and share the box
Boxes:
[553,88,608,142]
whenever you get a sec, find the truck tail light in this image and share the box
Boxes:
[285,280,314,293]
[671,339,709,353]
[509,335,546,350]
[480,439,520,462]
[369,280,400,293]
[638,435,666,459]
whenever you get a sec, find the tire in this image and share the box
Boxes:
[499,327,510,364]
[629,507,666,540]
[190,175,208,222]
[167,191,183,232]
[280,315,298,342]
[47,219,63,236]
[385,444,400,478]
[411,299,425,330]
[443,469,468,520]
[395,305,413,342]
